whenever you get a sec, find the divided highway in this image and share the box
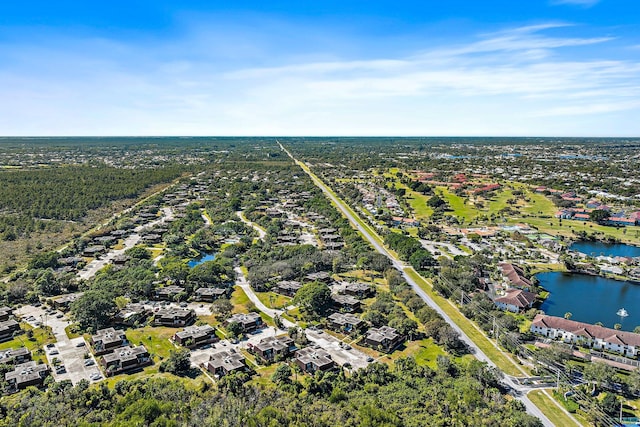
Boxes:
[278,141,557,427]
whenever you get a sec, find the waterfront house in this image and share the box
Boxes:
[530,314,640,358]
[494,289,537,313]
[499,263,533,290]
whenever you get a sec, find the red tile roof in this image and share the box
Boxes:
[532,314,640,347]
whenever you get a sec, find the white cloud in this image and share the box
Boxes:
[0,21,638,136]
[550,0,601,7]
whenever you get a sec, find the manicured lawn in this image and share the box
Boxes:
[486,189,515,213]
[521,191,558,216]
[230,286,250,313]
[0,324,55,363]
[528,390,585,427]
[437,187,480,222]
[255,291,292,309]
[126,326,178,362]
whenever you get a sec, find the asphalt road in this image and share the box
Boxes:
[279,141,556,427]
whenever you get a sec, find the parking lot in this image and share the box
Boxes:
[17,304,103,384]
[46,338,102,384]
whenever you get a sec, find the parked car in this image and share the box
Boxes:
[84,359,94,366]
[90,373,102,381]
[56,366,66,374]
[75,341,85,347]
[49,349,59,355]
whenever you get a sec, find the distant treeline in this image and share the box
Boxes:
[0,165,186,222]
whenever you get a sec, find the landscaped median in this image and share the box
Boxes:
[403,268,526,377]
[528,390,586,427]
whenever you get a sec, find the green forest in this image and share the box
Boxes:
[0,359,541,427]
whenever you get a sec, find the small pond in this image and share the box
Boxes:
[538,272,640,331]
[188,252,216,268]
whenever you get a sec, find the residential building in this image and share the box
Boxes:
[5,361,49,392]
[153,308,196,327]
[90,328,128,355]
[50,293,83,311]
[248,335,296,363]
[0,319,20,342]
[494,289,537,313]
[294,346,335,373]
[114,303,150,326]
[275,280,302,297]
[340,282,374,299]
[0,347,31,365]
[331,294,361,312]
[82,245,106,257]
[327,312,365,335]
[194,287,227,302]
[100,345,152,376]
[225,312,263,333]
[0,306,12,322]
[499,263,533,290]
[173,325,218,348]
[305,271,332,283]
[155,285,185,301]
[530,314,640,358]
[364,326,403,352]
[205,350,248,377]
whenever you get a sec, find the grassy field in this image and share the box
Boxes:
[528,390,585,427]
[437,187,480,222]
[0,324,55,363]
[230,286,251,313]
[384,338,447,368]
[126,326,179,362]
[486,189,515,214]
[255,291,292,310]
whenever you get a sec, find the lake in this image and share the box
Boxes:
[569,241,640,258]
[538,272,640,331]
[188,252,216,268]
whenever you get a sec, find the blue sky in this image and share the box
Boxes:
[0,0,639,136]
